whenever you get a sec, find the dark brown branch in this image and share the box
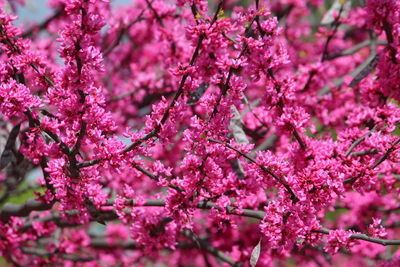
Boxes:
[40,158,55,194]
[79,3,224,168]
[321,4,344,62]
[145,0,165,27]
[90,238,138,249]
[345,126,376,157]
[207,138,299,203]
[0,32,67,154]
[102,9,147,56]
[371,138,400,169]
[16,197,263,231]
[70,121,86,156]
[132,163,184,192]
[343,138,400,184]
[103,0,171,57]
[29,62,55,87]
[28,111,69,154]
[0,28,71,156]
[302,4,344,92]
[268,69,307,151]
[382,18,397,63]
[292,129,307,151]
[1,27,56,88]
[182,229,242,267]
[209,8,262,120]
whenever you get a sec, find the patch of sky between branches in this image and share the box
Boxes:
[13,0,131,25]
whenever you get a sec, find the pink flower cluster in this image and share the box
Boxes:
[0,0,400,266]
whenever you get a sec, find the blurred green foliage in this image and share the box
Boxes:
[0,184,45,208]
[325,208,348,221]
[0,256,10,267]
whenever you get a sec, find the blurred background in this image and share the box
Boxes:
[5,0,132,25]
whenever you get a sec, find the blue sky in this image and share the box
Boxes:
[13,0,131,25]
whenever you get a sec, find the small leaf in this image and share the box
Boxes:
[186,83,209,106]
[217,9,225,19]
[0,124,20,170]
[258,7,266,15]
[250,240,261,267]
[349,55,379,88]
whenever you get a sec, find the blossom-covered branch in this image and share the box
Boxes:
[1,0,400,266]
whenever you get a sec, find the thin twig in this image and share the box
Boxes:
[327,40,386,60]
[182,229,242,267]
[371,138,400,169]
[145,0,165,27]
[315,227,400,246]
[102,7,147,56]
[207,138,299,203]
[79,3,224,168]
[319,33,378,96]
[343,137,400,184]
[321,4,344,62]
[345,126,376,157]
[302,4,344,92]
[268,69,307,150]
[132,163,184,192]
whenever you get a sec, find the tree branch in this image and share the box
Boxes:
[327,40,386,60]
[371,138,400,169]
[78,2,224,168]
[14,198,400,249]
[182,228,243,267]
[345,126,376,157]
[21,247,94,262]
[315,227,400,246]
[207,138,299,203]
[0,198,54,221]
